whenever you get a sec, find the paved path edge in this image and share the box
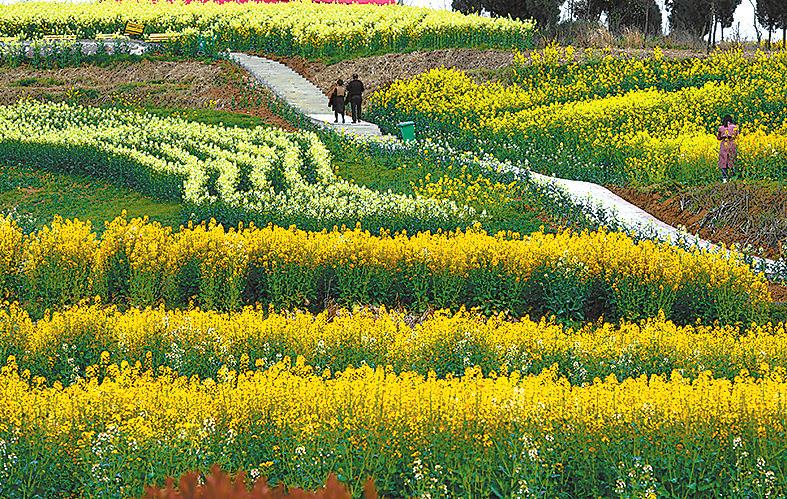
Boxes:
[230,52,781,279]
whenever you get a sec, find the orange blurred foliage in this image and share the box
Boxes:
[144,465,378,499]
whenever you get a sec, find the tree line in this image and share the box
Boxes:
[452,0,787,46]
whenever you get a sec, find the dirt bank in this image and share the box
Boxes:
[0,59,294,130]
[610,182,787,259]
[268,48,515,94]
[269,46,729,95]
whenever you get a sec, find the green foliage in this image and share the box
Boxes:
[263,262,322,310]
[533,260,593,323]
[10,76,65,87]
[334,265,395,307]
[0,164,182,232]
[612,276,677,321]
[467,265,529,316]
[3,419,786,499]
[770,301,787,322]
[0,101,477,234]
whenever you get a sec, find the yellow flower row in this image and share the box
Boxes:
[0,214,768,319]
[0,0,535,58]
[3,358,786,496]
[5,303,787,384]
[372,48,778,126]
[6,356,787,438]
[370,48,787,185]
[26,215,770,286]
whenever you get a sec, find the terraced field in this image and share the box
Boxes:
[1,2,786,498]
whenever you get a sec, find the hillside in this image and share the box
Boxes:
[0,2,786,498]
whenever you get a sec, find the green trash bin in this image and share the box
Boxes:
[398,121,416,141]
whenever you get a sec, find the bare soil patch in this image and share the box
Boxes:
[268,47,731,96]
[0,60,222,106]
[269,48,515,95]
[610,182,787,259]
[0,60,294,130]
[769,283,787,302]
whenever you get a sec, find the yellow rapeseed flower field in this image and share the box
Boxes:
[370,47,787,185]
[1,354,786,496]
[0,214,769,322]
[0,15,783,496]
[0,1,535,59]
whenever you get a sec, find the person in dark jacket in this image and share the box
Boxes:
[328,79,346,123]
[345,74,365,123]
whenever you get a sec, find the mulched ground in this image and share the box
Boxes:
[769,283,787,302]
[610,182,787,259]
[267,48,515,94]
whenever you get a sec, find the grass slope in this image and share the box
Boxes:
[335,147,546,235]
[0,164,181,231]
[0,58,548,235]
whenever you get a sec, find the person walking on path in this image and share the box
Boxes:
[346,73,365,123]
[717,114,739,182]
[328,79,346,123]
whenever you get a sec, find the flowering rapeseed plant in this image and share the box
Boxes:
[0,0,535,59]
[370,48,787,185]
[0,214,770,322]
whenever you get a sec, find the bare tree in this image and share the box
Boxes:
[748,0,763,43]
[714,0,742,42]
[777,0,787,46]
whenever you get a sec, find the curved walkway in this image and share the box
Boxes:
[234,53,781,276]
[229,53,778,276]
[230,52,383,137]
[529,172,780,276]
[528,172,711,248]
[2,40,778,275]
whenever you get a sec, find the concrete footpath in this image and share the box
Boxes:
[230,52,777,275]
[230,52,382,137]
[528,172,712,248]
